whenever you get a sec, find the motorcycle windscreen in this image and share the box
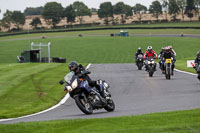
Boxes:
[80,80,91,93]
[64,71,75,84]
[137,54,143,59]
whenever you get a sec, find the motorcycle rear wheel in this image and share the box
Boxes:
[149,67,154,77]
[104,99,115,112]
[75,96,93,115]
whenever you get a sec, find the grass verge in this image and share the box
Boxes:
[0,109,200,133]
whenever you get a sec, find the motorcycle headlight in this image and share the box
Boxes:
[148,61,151,64]
[152,61,155,64]
[71,79,78,89]
[66,86,72,92]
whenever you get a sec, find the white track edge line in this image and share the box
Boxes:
[174,68,197,76]
[0,63,92,122]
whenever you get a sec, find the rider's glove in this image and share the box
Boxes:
[64,89,68,93]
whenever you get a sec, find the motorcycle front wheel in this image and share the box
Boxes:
[149,67,154,77]
[137,62,143,70]
[75,96,93,115]
[165,66,171,80]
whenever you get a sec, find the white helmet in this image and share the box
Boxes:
[147,46,152,51]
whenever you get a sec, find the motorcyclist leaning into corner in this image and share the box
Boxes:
[143,46,158,71]
[161,47,176,75]
[193,51,200,71]
[135,47,144,61]
[67,61,108,99]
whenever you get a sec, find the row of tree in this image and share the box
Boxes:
[98,0,200,24]
[0,0,200,30]
[0,1,91,30]
[163,0,200,21]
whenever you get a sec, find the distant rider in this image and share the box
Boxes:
[162,47,176,75]
[67,61,107,99]
[143,46,158,71]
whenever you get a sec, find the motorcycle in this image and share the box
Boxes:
[60,71,115,115]
[164,58,172,80]
[136,54,144,70]
[146,57,156,77]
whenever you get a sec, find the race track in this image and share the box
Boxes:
[0,64,200,124]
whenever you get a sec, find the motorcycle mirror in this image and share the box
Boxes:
[59,80,64,85]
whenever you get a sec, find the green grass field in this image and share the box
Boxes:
[0,63,67,118]
[0,34,199,63]
[0,28,200,131]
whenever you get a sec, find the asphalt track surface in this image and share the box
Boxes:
[1,63,200,124]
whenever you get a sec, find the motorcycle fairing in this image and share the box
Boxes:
[80,80,91,93]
